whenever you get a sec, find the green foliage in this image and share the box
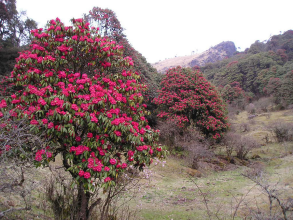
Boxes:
[0,46,19,76]
[248,40,266,54]
[202,30,293,103]
[219,81,247,109]
[267,30,293,60]
[0,0,37,97]
[202,30,293,101]
[280,70,293,105]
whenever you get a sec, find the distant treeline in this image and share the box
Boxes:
[201,30,293,107]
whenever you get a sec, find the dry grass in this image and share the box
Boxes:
[152,47,227,73]
[132,109,293,219]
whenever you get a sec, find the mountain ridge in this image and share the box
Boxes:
[152,41,236,73]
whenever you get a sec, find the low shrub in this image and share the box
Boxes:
[223,133,260,160]
[235,136,259,160]
[253,97,273,113]
[269,121,293,142]
[156,121,214,169]
[246,103,256,114]
[240,122,250,132]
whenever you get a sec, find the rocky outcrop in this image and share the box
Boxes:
[152,41,236,73]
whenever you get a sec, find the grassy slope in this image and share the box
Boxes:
[133,110,293,220]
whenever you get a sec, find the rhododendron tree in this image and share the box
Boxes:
[84,7,160,105]
[85,7,124,41]
[0,18,165,220]
[153,66,229,140]
[219,81,248,109]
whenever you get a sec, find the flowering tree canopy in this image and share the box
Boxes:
[84,7,160,103]
[220,81,246,103]
[219,81,248,109]
[85,6,124,41]
[153,66,229,140]
[0,18,165,192]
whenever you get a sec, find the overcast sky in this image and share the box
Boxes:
[17,0,292,63]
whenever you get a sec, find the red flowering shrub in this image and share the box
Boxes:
[263,77,281,96]
[153,66,229,140]
[220,81,248,109]
[0,18,165,219]
[84,7,160,105]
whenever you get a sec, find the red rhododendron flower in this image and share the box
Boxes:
[30,120,39,125]
[79,170,85,177]
[0,100,7,108]
[42,118,48,124]
[83,172,91,179]
[48,122,54,129]
[71,104,79,111]
[156,147,162,152]
[128,151,134,157]
[104,177,111,182]
[109,158,116,165]
[87,133,93,138]
[114,130,121,136]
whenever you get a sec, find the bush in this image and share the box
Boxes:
[220,82,247,110]
[246,103,256,114]
[223,133,260,160]
[156,121,213,169]
[156,120,181,148]
[253,97,273,113]
[240,122,250,132]
[153,66,229,140]
[223,132,238,161]
[235,136,259,160]
[269,121,293,142]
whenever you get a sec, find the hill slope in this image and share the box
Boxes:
[152,41,236,73]
[200,30,293,103]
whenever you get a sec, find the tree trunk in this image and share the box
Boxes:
[74,184,90,220]
[192,156,199,170]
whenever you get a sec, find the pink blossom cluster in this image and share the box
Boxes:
[35,149,52,161]
[70,145,90,155]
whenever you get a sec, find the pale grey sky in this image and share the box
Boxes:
[17,0,293,63]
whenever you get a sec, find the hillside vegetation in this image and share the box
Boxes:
[201,31,293,107]
[1,1,293,220]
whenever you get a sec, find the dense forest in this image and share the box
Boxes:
[201,31,293,108]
